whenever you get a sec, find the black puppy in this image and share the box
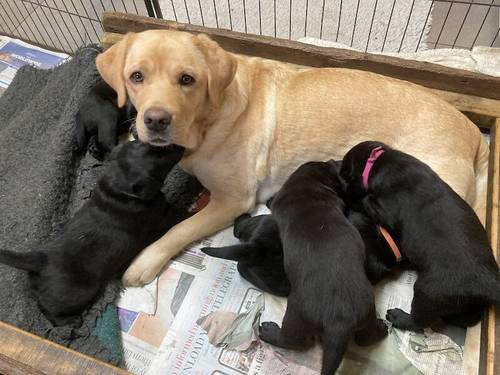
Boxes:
[75,79,137,160]
[0,141,186,326]
[201,214,290,297]
[340,140,500,330]
[258,161,388,375]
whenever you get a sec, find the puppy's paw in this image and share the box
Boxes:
[87,136,106,161]
[386,308,413,329]
[200,247,217,256]
[376,318,389,339]
[259,321,281,345]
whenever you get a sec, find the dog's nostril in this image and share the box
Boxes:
[144,107,172,130]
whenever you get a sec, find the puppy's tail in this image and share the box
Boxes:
[0,249,45,272]
[321,327,350,375]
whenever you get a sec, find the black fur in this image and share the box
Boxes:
[75,79,137,160]
[259,161,387,375]
[340,140,500,330]
[0,141,187,326]
[201,214,290,297]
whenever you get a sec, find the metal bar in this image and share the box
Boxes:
[227,0,233,30]
[350,0,360,47]
[58,0,86,44]
[132,0,139,14]
[77,0,101,39]
[19,0,50,46]
[68,0,94,44]
[152,0,163,18]
[21,0,100,22]
[86,0,105,32]
[289,0,292,39]
[381,0,397,52]
[0,2,17,33]
[120,0,129,13]
[398,0,415,52]
[213,0,219,27]
[243,0,247,33]
[99,0,107,12]
[490,28,499,47]
[471,1,494,49]
[11,1,40,46]
[336,0,342,42]
[365,0,379,51]
[416,0,433,52]
[198,0,205,26]
[144,0,155,17]
[7,0,29,30]
[184,0,191,23]
[48,0,80,48]
[31,1,59,48]
[452,2,472,49]
[170,0,178,21]
[109,0,118,12]
[432,0,499,7]
[42,2,74,51]
[434,1,452,48]
[319,0,325,39]
[0,3,15,34]
[38,5,66,51]
[258,0,262,35]
[274,0,276,37]
[304,0,308,37]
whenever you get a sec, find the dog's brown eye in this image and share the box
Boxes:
[180,74,195,86]
[130,71,143,83]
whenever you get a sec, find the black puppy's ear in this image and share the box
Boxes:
[201,244,260,263]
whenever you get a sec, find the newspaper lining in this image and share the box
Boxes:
[118,205,466,375]
[0,35,69,94]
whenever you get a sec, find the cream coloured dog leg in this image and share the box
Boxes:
[122,197,252,286]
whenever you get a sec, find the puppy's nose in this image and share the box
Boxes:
[144,107,171,131]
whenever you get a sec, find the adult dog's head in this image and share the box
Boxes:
[96,30,237,149]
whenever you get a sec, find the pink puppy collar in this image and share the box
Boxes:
[362,146,385,189]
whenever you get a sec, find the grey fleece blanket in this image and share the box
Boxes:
[0,46,202,365]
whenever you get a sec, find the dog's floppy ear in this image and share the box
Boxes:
[201,244,260,263]
[96,33,135,108]
[195,34,237,107]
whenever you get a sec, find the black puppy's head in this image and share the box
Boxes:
[104,140,184,200]
[339,141,389,195]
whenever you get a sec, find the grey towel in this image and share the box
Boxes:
[0,46,202,365]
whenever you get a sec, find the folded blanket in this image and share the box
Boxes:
[0,46,202,365]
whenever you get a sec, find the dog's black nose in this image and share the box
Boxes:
[144,107,171,131]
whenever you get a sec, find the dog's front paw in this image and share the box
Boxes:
[386,308,413,329]
[122,245,169,287]
[259,321,281,345]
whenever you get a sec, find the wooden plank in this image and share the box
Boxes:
[0,321,128,375]
[486,119,500,375]
[101,12,500,101]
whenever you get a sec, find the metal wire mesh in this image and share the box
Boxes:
[0,0,498,54]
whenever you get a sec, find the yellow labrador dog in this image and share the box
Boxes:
[96,30,489,286]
